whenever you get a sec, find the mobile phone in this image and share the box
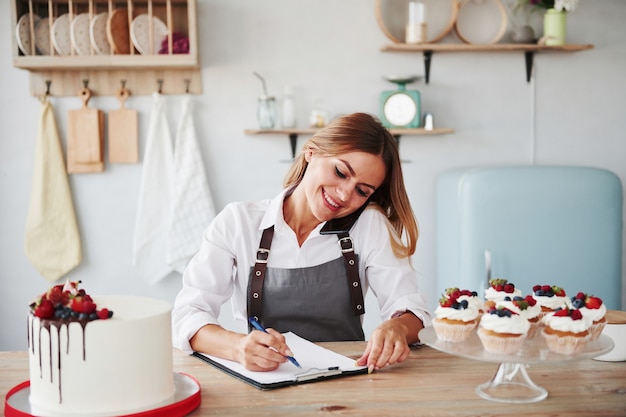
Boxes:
[319,202,369,235]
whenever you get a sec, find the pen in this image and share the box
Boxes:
[248,317,302,368]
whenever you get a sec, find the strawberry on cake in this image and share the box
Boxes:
[541,306,591,354]
[432,288,480,342]
[484,278,522,302]
[571,292,607,340]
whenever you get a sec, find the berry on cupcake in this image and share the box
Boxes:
[484,278,522,302]
[532,284,570,317]
[541,306,591,354]
[571,292,606,340]
[432,288,480,342]
[478,305,530,354]
[497,294,542,338]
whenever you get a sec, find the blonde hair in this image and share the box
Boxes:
[283,112,418,258]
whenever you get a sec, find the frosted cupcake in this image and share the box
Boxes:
[478,306,530,354]
[484,278,522,303]
[497,295,542,338]
[541,307,591,354]
[432,289,480,342]
[571,292,607,340]
[532,284,570,318]
[448,287,485,313]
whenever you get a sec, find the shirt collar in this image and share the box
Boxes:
[259,188,326,237]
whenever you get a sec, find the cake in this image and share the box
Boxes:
[497,295,542,338]
[477,306,530,354]
[27,281,175,416]
[484,278,522,302]
[571,292,607,340]
[541,306,591,354]
[432,288,480,342]
[532,284,570,317]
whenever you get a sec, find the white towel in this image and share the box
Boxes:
[132,93,175,284]
[167,95,216,273]
[24,98,82,282]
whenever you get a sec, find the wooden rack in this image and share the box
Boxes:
[11,0,201,96]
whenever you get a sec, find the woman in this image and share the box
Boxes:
[172,112,432,373]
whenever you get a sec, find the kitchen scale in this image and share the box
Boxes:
[379,75,421,129]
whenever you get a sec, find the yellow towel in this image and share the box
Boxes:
[24,98,82,282]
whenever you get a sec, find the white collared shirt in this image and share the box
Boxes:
[172,189,432,353]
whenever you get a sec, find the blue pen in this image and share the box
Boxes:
[248,317,302,368]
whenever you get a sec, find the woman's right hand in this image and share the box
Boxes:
[234,327,291,371]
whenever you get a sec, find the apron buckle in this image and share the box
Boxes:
[256,248,270,263]
[338,236,354,253]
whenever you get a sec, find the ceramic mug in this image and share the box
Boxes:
[593,310,626,362]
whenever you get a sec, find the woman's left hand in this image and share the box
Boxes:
[355,312,423,373]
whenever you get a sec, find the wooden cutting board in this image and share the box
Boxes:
[107,8,131,54]
[108,86,138,163]
[67,87,104,173]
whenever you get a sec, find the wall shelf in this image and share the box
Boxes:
[11,0,201,96]
[381,43,595,83]
[245,127,455,160]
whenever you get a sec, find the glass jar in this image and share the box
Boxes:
[257,95,276,129]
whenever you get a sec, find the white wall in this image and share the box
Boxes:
[1,0,625,351]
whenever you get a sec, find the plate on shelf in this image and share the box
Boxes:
[107,8,131,54]
[454,0,508,45]
[375,0,459,44]
[71,13,92,55]
[16,13,41,55]
[52,13,72,56]
[34,17,51,55]
[131,14,168,55]
[90,12,111,55]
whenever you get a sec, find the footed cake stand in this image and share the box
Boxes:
[418,326,614,404]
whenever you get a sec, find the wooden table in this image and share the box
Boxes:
[2,343,625,416]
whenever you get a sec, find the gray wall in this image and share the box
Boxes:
[1,0,625,351]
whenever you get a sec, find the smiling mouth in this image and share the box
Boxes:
[323,190,341,210]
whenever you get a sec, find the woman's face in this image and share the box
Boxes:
[302,150,386,222]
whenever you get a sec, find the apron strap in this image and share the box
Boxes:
[248,226,274,327]
[337,231,365,316]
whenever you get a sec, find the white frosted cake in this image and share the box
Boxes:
[28,286,175,417]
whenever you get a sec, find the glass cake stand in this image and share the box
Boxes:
[418,326,614,404]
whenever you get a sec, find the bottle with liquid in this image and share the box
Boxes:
[281,86,296,128]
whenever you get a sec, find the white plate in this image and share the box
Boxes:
[16,13,41,55]
[52,13,72,56]
[34,17,51,55]
[454,0,508,45]
[131,14,168,55]
[71,13,92,55]
[90,12,111,55]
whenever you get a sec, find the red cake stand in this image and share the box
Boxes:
[4,372,201,417]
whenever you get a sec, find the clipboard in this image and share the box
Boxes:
[192,332,368,390]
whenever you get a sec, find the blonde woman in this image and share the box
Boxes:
[173,112,431,373]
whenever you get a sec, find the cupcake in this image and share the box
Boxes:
[484,278,522,302]
[571,292,607,340]
[450,287,485,313]
[541,307,591,354]
[477,306,530,354]
[532,284,571,318]
[497,295,542,338]
[432,288,480,342]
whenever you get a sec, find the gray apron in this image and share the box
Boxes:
[247,226,365,342]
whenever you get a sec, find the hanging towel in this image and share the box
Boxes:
[132,93,175,284]
[24,98,82,282]
[167,95,217,273]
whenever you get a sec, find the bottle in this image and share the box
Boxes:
[309,99,329,128]
[257,95,276,129]
[405,1,427,44]
[281,86,296,128]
